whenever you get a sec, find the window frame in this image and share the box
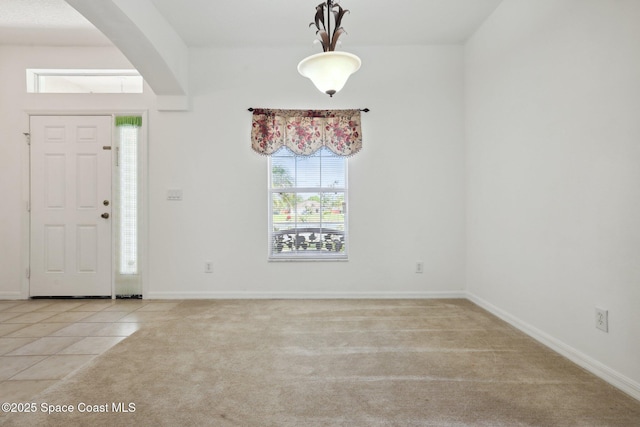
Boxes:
[267,148,349,262]
[113,116,145,297]
[26,69,143,94]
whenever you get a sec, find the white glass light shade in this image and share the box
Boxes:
[297,51,361,97]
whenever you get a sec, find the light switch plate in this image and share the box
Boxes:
[167,189,183,201]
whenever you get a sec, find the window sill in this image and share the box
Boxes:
[268,256,348,262]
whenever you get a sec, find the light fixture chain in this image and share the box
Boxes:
[327,0,332,51]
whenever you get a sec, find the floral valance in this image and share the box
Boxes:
[251,109,362,157]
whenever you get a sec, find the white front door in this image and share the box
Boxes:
[30,115,113,297]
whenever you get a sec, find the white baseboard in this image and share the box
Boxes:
[144,290,467,300]
[0,291,24,300]
[466,292,640,402]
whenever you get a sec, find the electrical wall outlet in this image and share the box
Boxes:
[204,261,213,273]
[167,188,183,201]
[595,307,608,332]
[415,262,424,274]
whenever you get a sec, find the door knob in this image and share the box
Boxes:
[101,213,110,219]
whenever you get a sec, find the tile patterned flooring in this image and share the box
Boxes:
[0,299,178,402]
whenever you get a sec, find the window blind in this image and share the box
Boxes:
[269,147,347,260]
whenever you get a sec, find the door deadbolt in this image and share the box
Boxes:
[101,213,110,219]
[103,200,110,206]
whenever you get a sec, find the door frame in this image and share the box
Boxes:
[22,110,148,299]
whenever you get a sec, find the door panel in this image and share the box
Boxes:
[30,115,112,297]
[44,225,65,272]
[77,225,98,272]
[76,154,98,208]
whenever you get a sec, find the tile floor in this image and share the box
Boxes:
[0,299,179,402]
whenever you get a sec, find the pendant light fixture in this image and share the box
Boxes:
[297,0,361,97]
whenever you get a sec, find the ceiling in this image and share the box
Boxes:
[0,0,110,46]
[0,0,503,48]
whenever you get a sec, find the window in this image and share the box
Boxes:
[26,69,143,93]
[269,147,348,260]
[117,124,139,274]
[114,116,143,297]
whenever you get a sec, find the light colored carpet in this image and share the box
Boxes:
[2,299,639,426]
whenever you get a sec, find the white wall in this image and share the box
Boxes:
[465,0,640,395]
[0,44,467,299]
[148,45,466,297]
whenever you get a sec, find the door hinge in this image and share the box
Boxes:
[26,268,30,279]
[26,200,30,212]
[23,132,30,145]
